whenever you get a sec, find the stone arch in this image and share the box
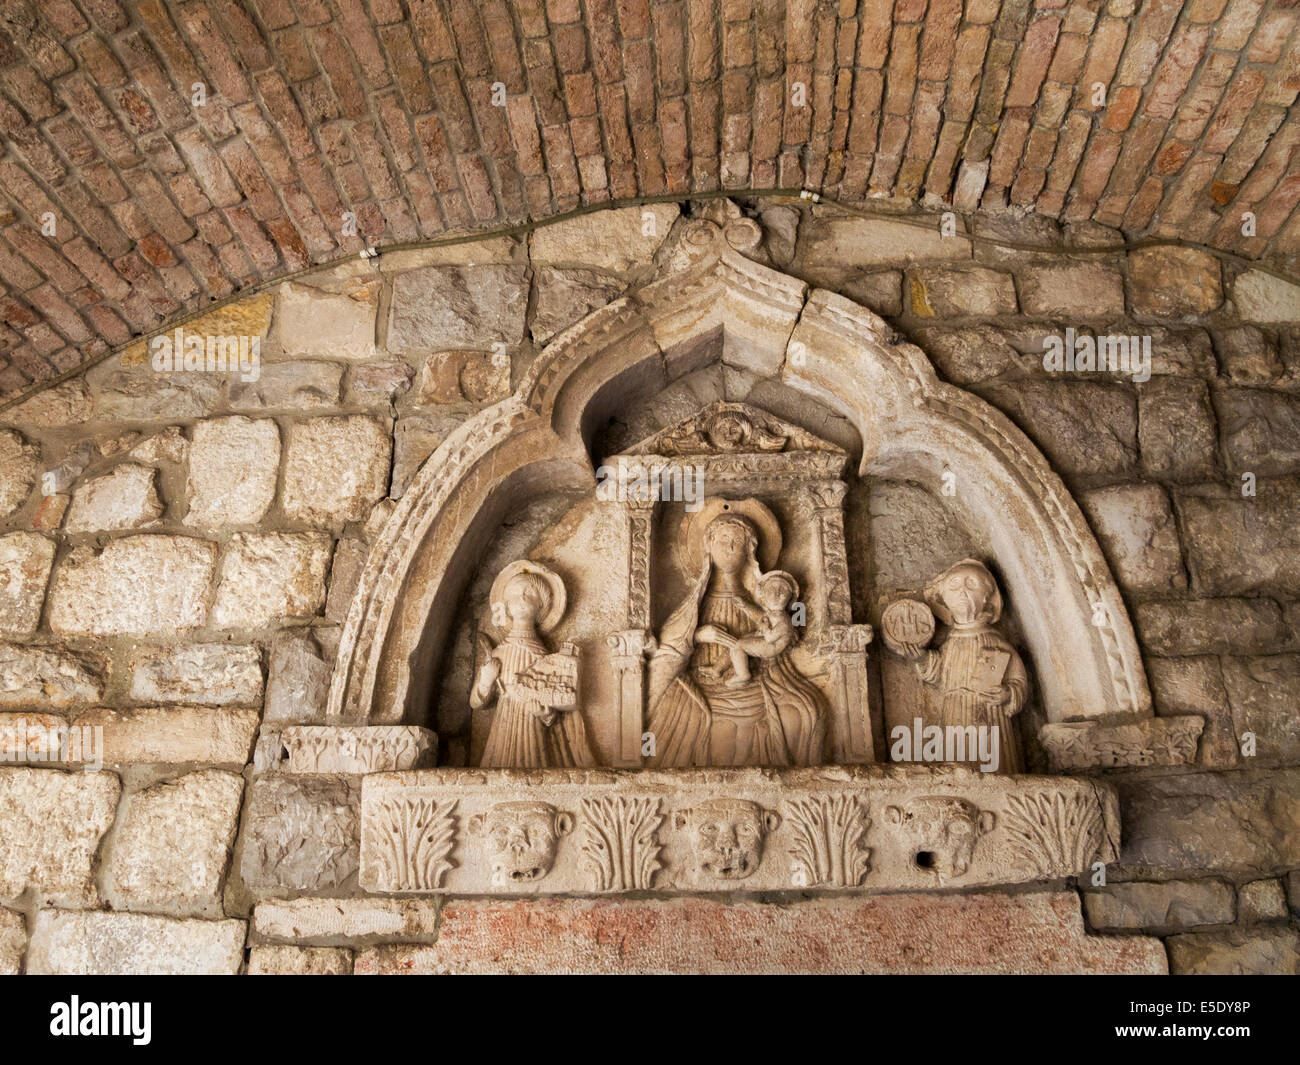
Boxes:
[330,212,1168,767]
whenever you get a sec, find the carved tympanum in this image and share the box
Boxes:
[646,499,830,768]
[471,560,595,768]
[469,800,574,884]
[674,797,781,881]
[883,559,1029,774]
[884,796,996,881]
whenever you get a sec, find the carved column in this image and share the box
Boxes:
[608,495,657,766]
[809,481,876,763]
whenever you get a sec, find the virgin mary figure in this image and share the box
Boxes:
[645,499,827,767]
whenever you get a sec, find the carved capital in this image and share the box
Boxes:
[1038,715,1204,771]
[822,623,874,656]
[607,628,657,665]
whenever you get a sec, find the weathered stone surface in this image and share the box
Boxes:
[252,896,441,944]
[1136,598,1288,657]
[49,536,215,636]
[1079,484,1186,595]
[63,463,163,533]
[228,360,343,410]
[0,907,22,974]
[529,204,678,272]
[343,359,414,405]
[0,768,119,907]
[1233,270,1300,323]
[912,325,1021,384]
[120,293,274,367]
[72,706,258,766]
[355,891,1164,974]
[30,493,69,531]
[1017,262,1125,316]
[1144,325,1217,376]
[391,411,462,497]
[1145,656,1236,768]
[1128,247,1221,317]
[1167,926,1300,975]
[1220,655,1300,766]
[264,628,332,722]
[414,350,510,404]
[0,712,66,761]
[185,417,281,527]
[1237,878,1288,922]
[281,417,390,525]
[93,369,220,420]
[1082,879,1234,932]
[1177,483,1300,595]
[1137,378,1218,480]
[211,533,331,629]
[531,267,624,344]
[0,643,102,708]
[388,265,528,351]
[0,430,38,519]
[247,944,352,974]
[240,776,360,896]
[797,216,971,266]
[130,425,188,465]
[1215,388,1300,477]
[982,381,1137,476]
[1116,768,1300,876]
[129,644,263,706]
[1213,325,1284,384]
[277,282,376,360]
[27,911,245,975]
[908,266,1016,317]
[325,538,367,623]
[1,380,91,427]
[104,770,245,917]
[840,270,904,316]
[0,533,54,637]
[284,725,435,773]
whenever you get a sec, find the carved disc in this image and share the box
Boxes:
[881,598,935,648]
[489,560,567,633]
[679,497,783,575]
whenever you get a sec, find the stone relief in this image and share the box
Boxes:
[469,801,574,885]
[580,795,664,891]
[470,561,595,769]
[784,792,872,887]
[884,797,996,882]
[281,725,435,774]
[883,559,1029,774]
[1001,790,1106,879]
[674,797,781,881]
[363,795,457,891]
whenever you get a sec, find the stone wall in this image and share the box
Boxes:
[1,199,1298,974]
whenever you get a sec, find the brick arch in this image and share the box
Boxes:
[1,0,1297,404]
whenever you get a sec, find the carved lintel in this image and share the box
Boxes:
[281,725,436,774]
[608,628,656,766]
[1038,715,1204,771]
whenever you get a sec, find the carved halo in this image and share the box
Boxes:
[678,497,783,575]
[489,560,567,633]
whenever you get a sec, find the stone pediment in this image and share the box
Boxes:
[620,401,846,459]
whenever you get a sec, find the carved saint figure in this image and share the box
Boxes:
[469,801,574,883]
[471,561,595,768]
[674,797,781,880]
[884,559,1028,774]
[646,500,827,767]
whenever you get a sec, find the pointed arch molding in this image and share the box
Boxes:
[329,215,1201,772]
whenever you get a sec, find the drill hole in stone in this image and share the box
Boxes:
[914,851,936,871]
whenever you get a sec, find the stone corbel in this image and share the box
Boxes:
[1038,715,1204,771]
[280,725,437,774]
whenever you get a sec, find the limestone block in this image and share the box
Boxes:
[413,350,510,404]
[72,706,258,766]
[185,416,281,527]
[1221,655,1300,766]
[0,768,120,907]
[841,270,904,316]
[911,326,1021,385]
[391,411,463,497]
[796,216,971,266]
[1038,716,1205,771]
[128,643,263,705]
[211,533,331,629]
[1082,879,1234,932]
[1177,483,1300,595]
[1216,388,1300,477]
[355,891,1165,975]
[1213,325,1284,383]
[1135,598,1288,657]
[248,944,352,974]
[531,266,625,344]
[529,204,679,272]
[1145,655,1236,767]
[0,533,55,636]
[1167,926,1300,975]
[240,776,360,897]
[1017,262,1125,316]
[1080,484,1187,595]
[1136,378,1218,481]
[1237,878,1288,922]
[325,538,367,623]
[1128,247,1222,317]
[104,770,244,917]
[48,536,216,636]
[982,381,1137,477]
[344,359,414,405]
[27,911,245,975]
[0,907,23,974]
[63,464,163,533]
[92,369,220,420]
[252,896,441,944]
[0,643,102,708]
[229,360,343,410]
[1233,270,1300,323]
[119,292,273,367]
[0,712,67,761]
[908,266,1017,317]
[263,628,332,722]
[282,726,436,773]
[281,416,391,525]
[277,282,376,359]
[130,425,188,465]
[1,380,91,427]
[0,430,38,519]
[388,265,528,351]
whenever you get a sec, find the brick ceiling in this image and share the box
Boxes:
[0,0,1297,400]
